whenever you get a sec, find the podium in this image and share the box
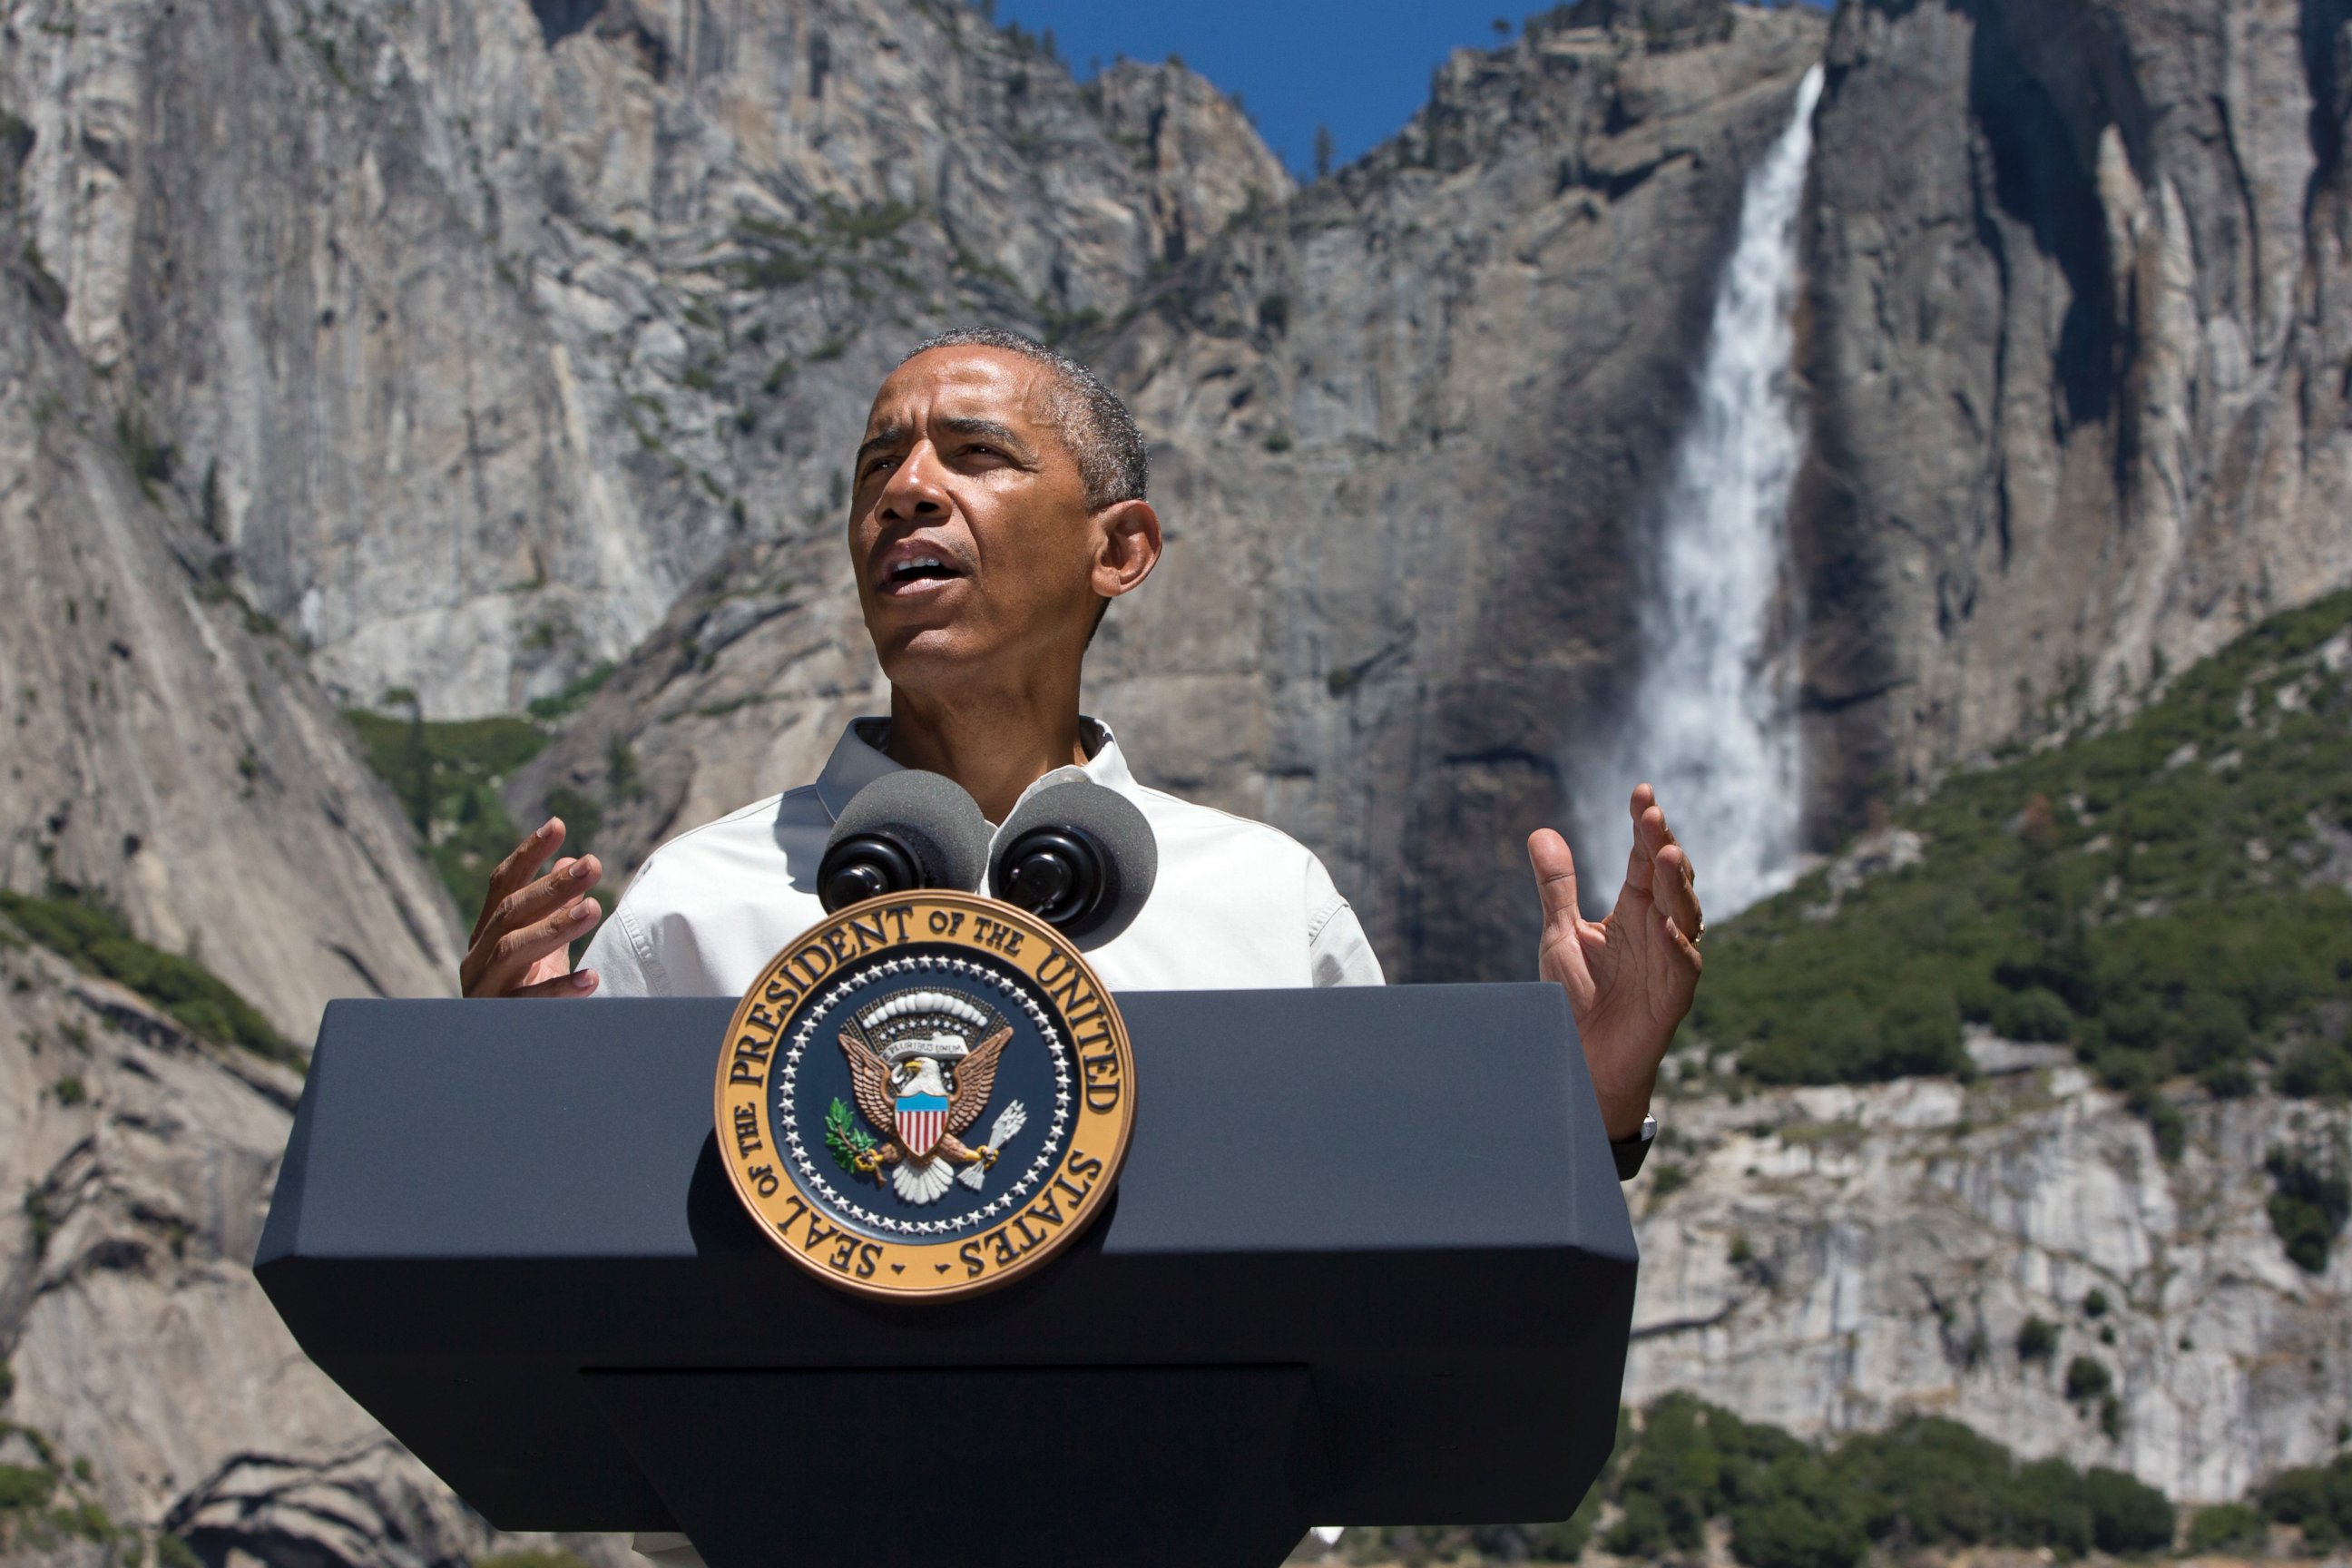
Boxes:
[256,985,1638,1568]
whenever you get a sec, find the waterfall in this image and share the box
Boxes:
[1577,64,1825,921]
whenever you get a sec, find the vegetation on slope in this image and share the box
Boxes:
[2259,1452,2352,1551]
[1693,590,2352,1125]
[344,664,613,916]
[1348,1395,2352,1565]
[0,1417,124,1555]
[1346,1394,2180,1568]
[0,891,295,1064]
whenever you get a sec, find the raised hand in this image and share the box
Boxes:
[1527,784,1704,1139]
[459,818,605,998]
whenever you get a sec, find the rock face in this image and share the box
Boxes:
[1794,0,2352,828]
[0,0,1288,718]
[0,932,629,1568]
[0,151,463,1040]
[515,5,1836,983]
[9,0,2352,1560]
[1625,1065,2352,1505]
[524,0,2352,985]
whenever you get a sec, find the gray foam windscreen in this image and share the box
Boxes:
[991,779,1159,947]
[825,770,993,892]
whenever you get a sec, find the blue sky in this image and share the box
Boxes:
[993,1,1830,179]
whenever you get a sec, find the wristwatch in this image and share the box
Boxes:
[1611,1112,1658,1181]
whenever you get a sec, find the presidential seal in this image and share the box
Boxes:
[715,890,1134,1299]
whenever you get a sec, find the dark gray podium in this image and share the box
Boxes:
[256,985,1637,1568]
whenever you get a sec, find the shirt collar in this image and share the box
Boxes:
[810,715,1133,825]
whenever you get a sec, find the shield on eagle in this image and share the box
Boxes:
[896,1089,948,1156]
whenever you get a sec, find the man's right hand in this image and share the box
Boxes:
[460,818,605,997]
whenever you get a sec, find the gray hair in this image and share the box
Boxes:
[898,327,1147,510]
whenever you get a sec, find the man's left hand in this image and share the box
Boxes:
[1527,784,1704,1141]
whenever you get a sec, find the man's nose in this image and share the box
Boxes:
[880,441,950,519]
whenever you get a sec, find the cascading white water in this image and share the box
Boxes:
[1578,64,1825,920]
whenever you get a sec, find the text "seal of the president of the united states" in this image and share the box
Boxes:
[716,890,1134,1299]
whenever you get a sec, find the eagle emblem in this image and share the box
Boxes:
[829,988,1029,1204]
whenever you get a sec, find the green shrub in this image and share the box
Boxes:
[2017,1317,2058,1361]
[2083,1466,2173,1553]
[0,1462,52,1508]
[2278,1038,2352,1098]
[524,662,616,721]
[2010,1456,2094,1554]
[154,1534,204,1568]
[1833,1416,2019,1544]
[1730,1494,1866,1568]
[2063,1355,2113,1402]
[1992,985,2073,1043]
[2185,1501,2266,1553]
[2259,1452,2352,1549]
[2082,1289,2109,1318]
[2199,1058,2256,1098]
[57,1498,116,1542]
[817,199,916,243]
[0,892,294,1064]
[2266,1145,2349,1273]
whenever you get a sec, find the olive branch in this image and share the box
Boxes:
[824,1097,876,1174]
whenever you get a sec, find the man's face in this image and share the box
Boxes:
[848,348,1101,688]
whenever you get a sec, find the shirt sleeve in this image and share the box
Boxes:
[578,877,665,997]
[1304,855,1386,987]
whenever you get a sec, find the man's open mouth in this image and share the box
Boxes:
[877,554,967,596]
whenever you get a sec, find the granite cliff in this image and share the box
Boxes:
[514,4,1835,982]
[0,0,1287,720]
[0,126,463,1044]
[1629,1063,2351,1506]
[1797,0,2352,828]
[0,928,630,1568]
[4,0,2351,1564]
[521,0,2352,982]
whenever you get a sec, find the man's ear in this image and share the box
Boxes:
[1091,499,1162,602]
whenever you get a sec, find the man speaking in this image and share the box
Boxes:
[458,327,1704,1163]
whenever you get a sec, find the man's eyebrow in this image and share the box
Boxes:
[855,421,910,466]
[938,415,1035,457]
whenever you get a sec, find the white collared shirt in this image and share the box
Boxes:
[580,718,1384,996]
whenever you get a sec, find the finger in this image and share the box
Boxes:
[1633,799,1677,858]
[1616,808,1668,921]
[1628,782,1658,824]
[477,855,603,952]
[474,897,603,995]
[509,968,601,999]
[1654,843,1704,941]
[1527,828,1581,933]
[473,818,564,943]
[1652,904,1703,971]
[475,896,598,995]
[463,858,576,989]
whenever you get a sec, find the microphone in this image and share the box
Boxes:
[818,771,992,912]
[989,778,1157,947]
